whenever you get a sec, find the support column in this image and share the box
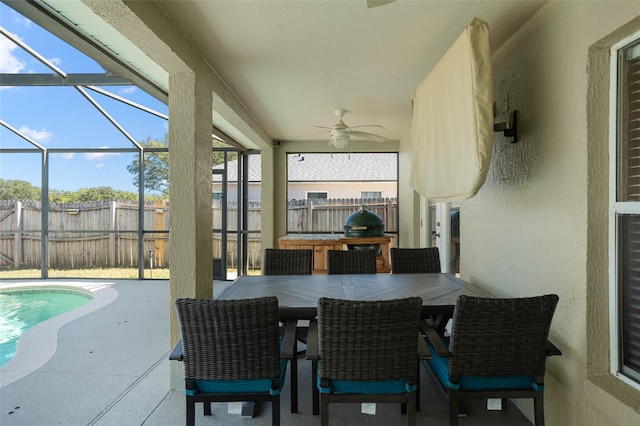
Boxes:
[168,71,213,389]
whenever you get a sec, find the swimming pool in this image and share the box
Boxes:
[0,289,93,367]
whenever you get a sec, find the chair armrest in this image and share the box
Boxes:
[305,318,319,360]
[281,319,298,360]
[169,340,183,361]
[420,320,449,357]
[417,331,431,360]
[546,339,562,356]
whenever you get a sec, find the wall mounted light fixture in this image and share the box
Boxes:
[494,110,518,143]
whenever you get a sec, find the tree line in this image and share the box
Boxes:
[0,179,154,202]
[0,134,238,202]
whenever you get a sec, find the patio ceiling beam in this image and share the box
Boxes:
[0,73,131,86]
[212,126,248,152]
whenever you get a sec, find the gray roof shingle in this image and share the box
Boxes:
[213,153,397,182]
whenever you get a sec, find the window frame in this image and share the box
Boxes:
[608,30,640,390]
[306,191,328,200]
[360,191,383,199]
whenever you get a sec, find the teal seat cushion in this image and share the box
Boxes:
[186,358,288,397]
[318,377,416,395]
[424,337,542,392]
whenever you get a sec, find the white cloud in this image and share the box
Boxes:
[96,163,104,168]
[62,153,74,159]
[85,150,120,160]
[13,15,32,29]
[120,87,136,95]
[0,35,26,73]
[49,57,62,66]
[18,125,53,143]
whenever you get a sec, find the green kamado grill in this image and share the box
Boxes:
[343,205,385,254]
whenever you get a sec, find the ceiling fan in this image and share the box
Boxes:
[313,109,387,149]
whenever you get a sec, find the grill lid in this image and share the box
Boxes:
[344,205,384,237]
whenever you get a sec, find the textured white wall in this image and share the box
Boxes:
[462,2,640,425]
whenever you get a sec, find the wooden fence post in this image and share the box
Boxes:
[154,200,166,267]
[110,201,116,267]
[14,201,22,269]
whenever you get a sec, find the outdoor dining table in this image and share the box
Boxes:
[216,272,468,319]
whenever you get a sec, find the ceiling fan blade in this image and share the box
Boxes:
[311,125,332,130]
[348,124,386,130]
[348,131,387,143]
[366,0,395,8]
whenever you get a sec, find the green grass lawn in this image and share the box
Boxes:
[0,267,260,280]
[0,268,170,280]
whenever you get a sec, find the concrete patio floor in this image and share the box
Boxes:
[0,279,535,425]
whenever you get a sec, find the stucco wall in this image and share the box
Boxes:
[461,2,640,425]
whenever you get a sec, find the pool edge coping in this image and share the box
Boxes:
[0,280,119,388]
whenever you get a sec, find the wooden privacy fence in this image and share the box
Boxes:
[287,198,397,233]
[0,198,397,270]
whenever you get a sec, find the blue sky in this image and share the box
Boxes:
[0,3,169,193]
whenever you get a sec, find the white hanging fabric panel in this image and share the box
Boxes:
[410,17,493,202]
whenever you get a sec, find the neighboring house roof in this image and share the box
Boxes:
[212,155,263,182]
[213,153,397,182]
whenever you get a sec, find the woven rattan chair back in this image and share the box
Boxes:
[326,249,377,274]
[263,248,313,275]
[317,297,423,382]
[390,247,441,274]
[448,294,559,381]
[175,297,281,381]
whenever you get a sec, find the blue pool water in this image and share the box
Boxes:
[0,289,92,367]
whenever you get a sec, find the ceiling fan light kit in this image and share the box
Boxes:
[331,134,350,149]
[317,109,387,149]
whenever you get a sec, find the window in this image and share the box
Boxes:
[610,35,640,387]
[361,191,382,198]
[307,192,328,200]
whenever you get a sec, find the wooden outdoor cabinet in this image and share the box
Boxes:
[278,234,392,274]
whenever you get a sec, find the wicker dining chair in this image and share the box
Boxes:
[174,297,296,426]
[422,294,560,426]
[308,297,423,426]
[390,247,441,274]
[326,249,377,274]
[263,248,313,372]
[263,248,313,275]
